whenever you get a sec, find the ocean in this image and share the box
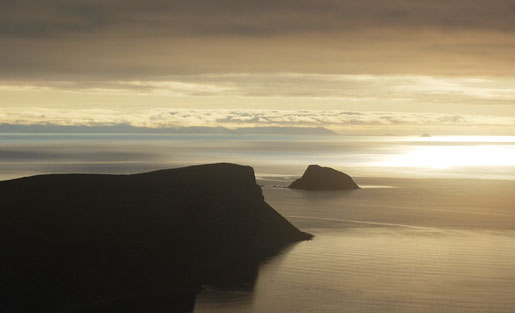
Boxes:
[1,134,515,312]
[195,178,515,313]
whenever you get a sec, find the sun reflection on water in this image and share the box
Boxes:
[378,137,515,169]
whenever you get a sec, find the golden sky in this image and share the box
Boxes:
[1,0,514,134]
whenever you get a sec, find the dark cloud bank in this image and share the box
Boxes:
[3,0,515,38]
[1,0,515,81]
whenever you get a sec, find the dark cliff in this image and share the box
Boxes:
[289,165,360,190]
[0,163,311,313]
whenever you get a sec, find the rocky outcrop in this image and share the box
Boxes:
[289,165,359,190]
[0,163,311,313]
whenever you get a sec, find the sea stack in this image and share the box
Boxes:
[289,165,360,190]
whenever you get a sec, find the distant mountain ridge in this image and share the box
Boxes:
[232,127,336,135]
[0,124,337,135]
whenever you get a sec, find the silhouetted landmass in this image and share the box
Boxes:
[289,165,360,190]
[232,127,337,135]
[421,133,431,137]
[0,123,336,135]
[0,163,312,313]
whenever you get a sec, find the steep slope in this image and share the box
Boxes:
[0,163,311,313]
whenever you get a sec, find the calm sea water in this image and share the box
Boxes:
[1,134,514,180]
[1,134,515,312]
[194,177,515,313]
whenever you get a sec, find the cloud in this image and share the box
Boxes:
[1,1,514,130]
[1,0,515,79]
[1,108,513,131]
[2,74,515,106]
[2,0,515,39]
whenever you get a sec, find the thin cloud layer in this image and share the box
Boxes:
[1,108,513,132]
[2,74,515,106]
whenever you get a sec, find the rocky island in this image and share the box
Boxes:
[289,165,360,190]
[0,163,312,313]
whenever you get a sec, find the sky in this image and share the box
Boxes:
[1,0,515,134]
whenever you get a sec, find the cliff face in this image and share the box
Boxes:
[289,165,360,190]
[0,163,311,313]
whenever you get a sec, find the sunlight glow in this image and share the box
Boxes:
[378,145,515,169]
[411,136,515,143]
